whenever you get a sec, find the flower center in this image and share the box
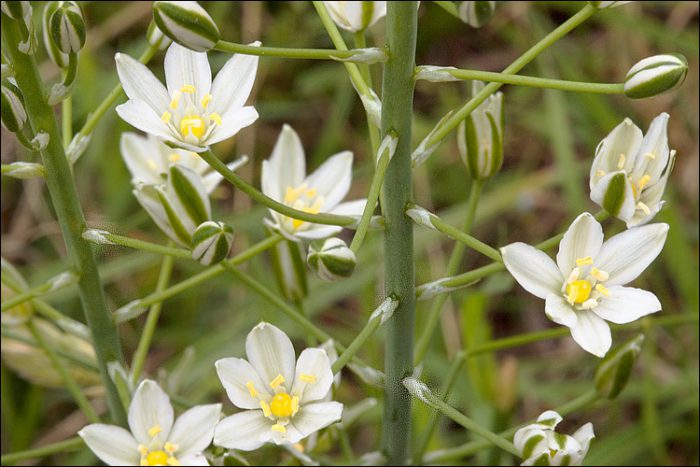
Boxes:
[563,258,612,309]
[282,183,325,230]
[138,428,180,466]
[270,392,295,418]
[160,85,222,144]
[179,115,206,139]
[566,280,592,304]
[146,450,169,466]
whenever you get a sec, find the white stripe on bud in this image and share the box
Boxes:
[458,1,496,28]
[307,237,357,282]
[2,162,45,179]
[191,221,234,266]
[49,1,86,54]
[624,54,688,99]
[42,2,68,67]
[147,20,172,51]
[1,80,27,133]
[153,1,220,52]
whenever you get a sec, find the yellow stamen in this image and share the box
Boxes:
[566,280,592,304]
[306,188,317,197]
[581,299,598,310]
[168,153,181,163]
[284,185,306,204]
[269,374,286,389]
[180,84,196,93]
[139,445,149,455]
[246,381,258,398]
[617,153,626,169]
[141,460,149,466]
[271,423,287,433]
[637,202,651,215]
[644,152,656,160]
[146,450,168,466]
[590,267,609,282]
[166,458,181,466]
[638,174,651,190]
[270,392,294,418]
[147,159,158,170]
[169,91,181,110]
[299,373,317,383]
[209,112,222,126]
[293,443,305,453]
[201,93,212,109]
[291,396,299,416]
[164,442,178,454]
[161,111,172,123]
[567,267,580,284]
[260,400,272,418]
[179,115,206,139]
[596,169,606,178]
[575,257,593,266]
[595,284,611,297]
[148,425,162,438]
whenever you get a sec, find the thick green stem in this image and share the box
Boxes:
[381,3,417,464]
[83,229,191,259]
[214,40,385,63]
[2,16,126,424]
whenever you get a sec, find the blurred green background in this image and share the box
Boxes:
[1,1,697,465]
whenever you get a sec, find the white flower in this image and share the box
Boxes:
[79,379,221,466]
[261,125,366,240]
[115,42,259,152]
[214,322,343,451]
[589,113,675,227]
[514,410,594,466]
[323,1,387,32]
[120,132,246,194]
[501,212,668,357]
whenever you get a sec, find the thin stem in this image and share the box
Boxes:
[213,40,385,63]
[84,230,191,259]
[27,320,100,423]
[62,95,72,149]
[130,253,175,385]
[1,271,77,312]
[3,15,126,424]
[414,180,482,363]
[0,436,84,465]
[198,150,355,227]
[417,66,624,94]
[381,3,417,464]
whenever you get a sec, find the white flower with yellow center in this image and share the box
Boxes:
[79,379,221,466]
[213,322,343,451]
[115,42,259,152]
[501,212,668,357]
[323,1,387,32]
[514,410,594,466]
[261,125,366,240]
[589,112,675,228]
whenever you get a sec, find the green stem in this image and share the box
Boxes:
[130,253,175,385]
[1,271,77,312]
[433,0,461,19]
[114,235,283,322]
[381,4,417,464]
[198,150,356,227]
[27,320,100,423]
[414,180,482,363]
[84,229,191,259]
[424,4,597,150]
[62,95,72,149]
[417,66,624,94]
[0,436,84,465]
[2,15,126,424]
[213,40,385,63]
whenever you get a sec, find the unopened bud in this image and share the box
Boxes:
[42,2,68,67]
[323,1,387,33]
[191,220,234,266]
[458,1,496,28]
[153,1,219,52]
[49,1,86,54]
[147,20,172,50]
[624,54,688,99]
[307,237,357,282]
[1,80,27,133]
[595,334,644,399]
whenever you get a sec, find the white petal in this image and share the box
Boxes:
[536,410,563,428]
[115,100,176,143]
[632,113,670,182]
[572,422,595,456]
[569,310,612,357]
[544,294,578,328]
[115,52,170,114]
[213,411,272,451]
[177,453,210,466]
[556,213,604,276]
[120,133,164,185]
[595,223,669,286]
[210,52,259,114]
[164,43,212,103]
[168,404,221,457]
[589,171,636,223]
[79,424,140,466]
[589,117,643,181]
[304,151,353,210]
[291,348,334,404]
[592,286,661,324]
[128,379,174,446]
[133,185,182,246]
[246,322,297,392]
[202,159,245,194]
[289,401,343,439]
[293,225,344,241]
[205,106,258,146]
[263,125,307,202]
[215,357,271,409]
[500,243,562,300]
[330,199,367,218]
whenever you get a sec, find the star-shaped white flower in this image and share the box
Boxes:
[501,212,668,357]
[115,42,258,152]
[261,125,366,240]
[589,112,675,228]
[214,322,343,451]
[79,379,221,466]
[323,1,387,32]
[514,410,594,466]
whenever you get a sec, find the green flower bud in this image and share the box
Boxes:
[307,237,357,282]
[147,20,172,51]
[1,1,29,20]
[191,220,234,266]
[595,334,644,399]
[457,80,504,180]
[1,79,27,133]
[48,1,86,54]
[42,2,68,67]
[458,1,496,28]
[1,1,36,54]
[624,54,688,99]
[153,1,220,52]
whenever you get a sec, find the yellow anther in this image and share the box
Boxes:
[201,93,212,109]
[638,174,651,190]
[590,267,609,282]
[566,280,592,305]
[260,400,272,418]
[595,284,611,297]
[270,392,294,418]
[164,442,178,454]
[141,460,149,466]
[147,159,158,170]
[180,84,196,93]
[161,111,172,123]
[139,445,149,455]
[209,112,222,126]
[169,91,181,110]
[293,443,305,453]
[299,373,317,383]
[644,152,656,160]
[617,153,626,169]
[575,257,593,266]
[148,425,162,438]
[146,450,169,466]
[306,188,317,198]
[179,115,206,139]
[637,202,651,215]
[168,153,181,163]
[271,423,287,433]
[284,185,306,204]
[166,457,181,466]
[270,374,286,389]
[291,396,300,416]
[246,381,258,398]
[567,267,580,284]
[596,169,606,178]
[581,299,598,310]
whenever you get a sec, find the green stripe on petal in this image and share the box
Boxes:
[602,172,628,217]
